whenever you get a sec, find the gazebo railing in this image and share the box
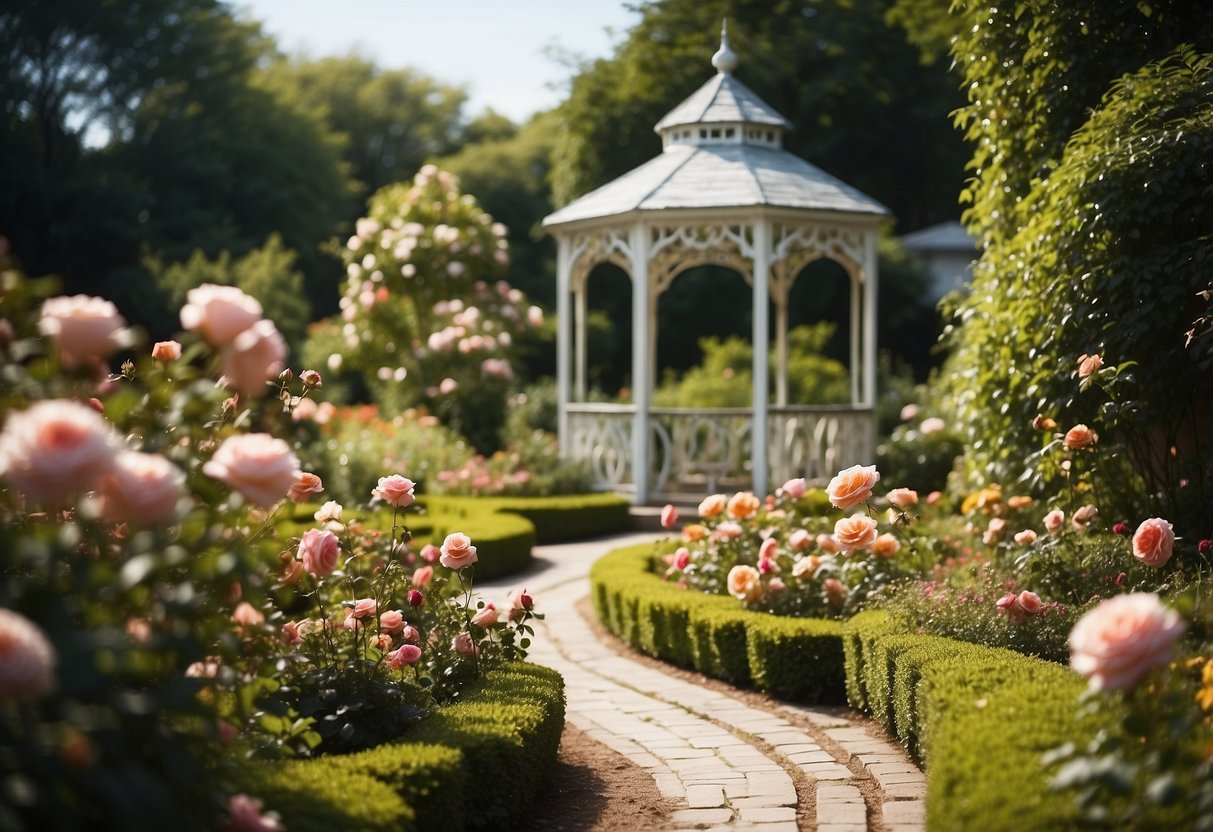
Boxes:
[566,403,874,500]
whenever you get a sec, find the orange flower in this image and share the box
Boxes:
[1063,424,1098,450]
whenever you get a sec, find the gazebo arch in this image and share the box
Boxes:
[545,22,888,504]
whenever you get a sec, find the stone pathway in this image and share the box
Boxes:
[479,532,925,832]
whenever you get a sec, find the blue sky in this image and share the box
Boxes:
[236,0,641,122]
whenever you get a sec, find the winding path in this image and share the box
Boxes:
[479,532,925,832]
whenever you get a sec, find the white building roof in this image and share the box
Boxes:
[653,73,792,133]
[900,221,977,253]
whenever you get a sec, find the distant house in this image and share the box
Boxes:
[900,221,978,304]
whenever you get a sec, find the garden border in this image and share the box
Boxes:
[591,543,1109,831]
[243,661,565,832]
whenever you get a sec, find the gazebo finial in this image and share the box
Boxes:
[712,19,739,75]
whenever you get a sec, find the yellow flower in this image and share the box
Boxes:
[961,485,1003,515]
[1197,661,1213,713]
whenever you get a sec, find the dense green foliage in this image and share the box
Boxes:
[907,0,1213,535]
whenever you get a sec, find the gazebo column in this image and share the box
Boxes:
[751,220,771,495]
[850,271,861,405]
[629,224,652,504]
[774,277,789,407]
[574,280,588,402]
[556,237,573,456]
[863,231,879,407]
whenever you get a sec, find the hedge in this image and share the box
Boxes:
[285,492,630,581]
[244,662,565,832]
[593,541,1119,832]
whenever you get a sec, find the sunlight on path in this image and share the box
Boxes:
[480,533,925,831]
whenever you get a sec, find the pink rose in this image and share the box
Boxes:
[411,565,433,589]
[816,533,840,554]
[508,588,535,620]
[995,592,1025,624]
[202,434,301,507]
[232,602,264,628]
[823,578,847,607]
[698,493,727,518]
[1071,504,1098,530]
[281,621,303,645]
[726,565,763,603]
[727,491,760,519]
[792,555,822,579]
[1018,590,1042,615]
[826,464,881,510]
[1044,509,1065,534]
[151,340,182,362]
[38,294,130,369]
[919,417,946,435]
[373,474,416,508]
[983,517,1008,545]
[347,598,377,621]
[870,533,901,557]
[833,513,878,552]
[401,625,421,643]
[408,590,424,607]
[1132,518,1175,567]
[1069,593,1186,691]
[420,543,441,563]
[287,472,324,504]
[759,537,779,561]
[780,477,807,499]
[180,284,263,346]
[224,794,283,832]
[379,610,405,635]
[219,319,286,397]
[386,643,422,669]
[789,529,812,551]
[439,532,478,570]
[886,488,919,509]
[471,604,500,628]
[298,528,340,577]
[1077,353,1103,378]
[0,609,55,702]
[314,500,343,524]
[672,547,691,571]
[660,503,679,529]
[0,399,119,504]
[299,369,322,388]
[713,521,744,541]
[452,632,479,656]
[768,577,786,594]
[1014,529,1038,545]
[94,451,185,525]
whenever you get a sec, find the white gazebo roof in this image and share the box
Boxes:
[652,72,792,133]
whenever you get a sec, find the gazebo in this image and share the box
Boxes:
[543,23,889,504]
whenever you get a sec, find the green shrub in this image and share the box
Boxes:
[320,743,465,832]
[456,492,630,543]
[242,760,414,832]
[745,616,845,701]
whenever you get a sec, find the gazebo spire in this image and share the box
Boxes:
[711,19,738,75]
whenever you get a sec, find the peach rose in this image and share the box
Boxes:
[232,602,264,628]
[920,417,946,435]
[439,532,478,570]
[452,632,479,656]
[314,500,343,524]
[983,517,1008,545]
[0,399,119,504]
[823,578,848,607]
[202,433,301,507]
[1069,593,1186,691]
[789,528,812,551]
[1044,509,1065,534]
[298,528,340,577]
[780,477,807,499]
[373,474,416,507]
[682,524,707,542]
[886,488,918,509]
[1014,529,1038,545]
[219,319,286,397]
[726,565,763,603]
[826,464,880,510]
[816,534,840,554]
[94,451,185,525]
[0,609,56,702]
[180,284,263,346]
[287,472,324,504]
[38,294,130,369]
[713,521,743,541]
[1007,495,1034,510]
[281,620,303,645]
[792,555,822,579]
[727,491,760,520]
[1063,424,1098,450]
[1132,518,1175,567]
[386,643,422,668]
[833,513,878,553]
[1077,353,1103,378]
[870,533,901,557]
[660,504,679,529]
[151,340,182,362]
[698,493,727,519]
[1071,503,1098,530]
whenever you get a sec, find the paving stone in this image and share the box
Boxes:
[670,807,734,825]
[772,742,822,755]
[816,784,864,803]
[824,727,874,742]
[817,801,867,826]
[727,797,792,810]
[799,762,854,780]
[817,825,868,832]
[869,762,923,775]
[883,782,927,800]
[883,800,926,824]
[685,785,726,808]
[873,770,927,786]
[757,730,814,745]
[787,750,835,765]
[738,806,797,823]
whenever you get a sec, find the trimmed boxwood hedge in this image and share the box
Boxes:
[244,662,564,832]
[593,542,1119,832]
